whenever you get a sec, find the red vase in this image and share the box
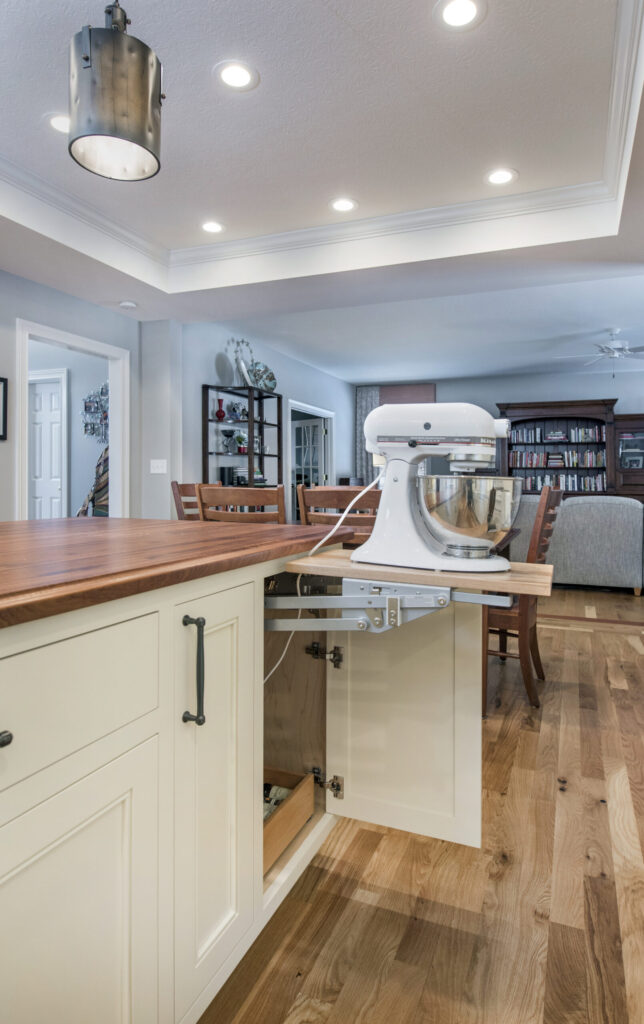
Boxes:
[215,398,226,421]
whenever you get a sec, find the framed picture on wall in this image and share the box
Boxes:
[0,377,6,441]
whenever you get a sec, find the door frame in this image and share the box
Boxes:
[285,400,335,522]
[27,368,70,518]
[16,320,130,519]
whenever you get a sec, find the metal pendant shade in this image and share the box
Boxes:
[69,2,163,181]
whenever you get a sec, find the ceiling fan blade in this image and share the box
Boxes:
[626,345,644,353]
[583,355,605,366]
[550,354,591,360]
[625,352,644,360]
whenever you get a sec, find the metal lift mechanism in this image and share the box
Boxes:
[265,577,512,634]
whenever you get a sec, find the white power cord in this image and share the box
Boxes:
[263,470,385,684]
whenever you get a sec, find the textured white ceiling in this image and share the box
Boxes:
[0,0,617,248]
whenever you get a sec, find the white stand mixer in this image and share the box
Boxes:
[351,402,520,573]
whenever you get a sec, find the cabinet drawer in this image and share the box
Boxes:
[0,613,159,792]
[263,768,315,874]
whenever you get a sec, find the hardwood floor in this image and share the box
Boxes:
[200,588,644,1024]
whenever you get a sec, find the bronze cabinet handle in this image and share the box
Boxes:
[182,615,206,725]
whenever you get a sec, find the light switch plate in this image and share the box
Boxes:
[150,459,167,475]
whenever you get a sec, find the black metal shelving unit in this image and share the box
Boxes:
[201,385,283,486]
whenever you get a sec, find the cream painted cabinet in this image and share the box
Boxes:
[326,601,483,847]
[0,738,159,1024]
[173,583,256,1023]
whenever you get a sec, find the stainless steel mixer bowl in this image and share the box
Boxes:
[417,476,523,558]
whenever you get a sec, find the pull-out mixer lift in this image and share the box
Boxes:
[265,577,512,635]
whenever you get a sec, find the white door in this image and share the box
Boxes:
[28,372,68,519]
[174,583,255,1021]
[292,418,327,519]
[326,601,483,847]
[0,739,159,1024]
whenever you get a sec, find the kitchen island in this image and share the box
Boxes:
[0,518,551,1024]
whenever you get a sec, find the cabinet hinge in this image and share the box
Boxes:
[305,641,343,669]
[309,766,344,799]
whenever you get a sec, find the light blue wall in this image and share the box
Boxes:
[435,368,644,416]
[0,270,140,521]
[28,339,108,515]
[180,324,355,499]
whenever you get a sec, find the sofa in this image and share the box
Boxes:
[510,494,643,594]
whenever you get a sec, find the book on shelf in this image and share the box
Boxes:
[508,449,605,469]
[520,472,606,492]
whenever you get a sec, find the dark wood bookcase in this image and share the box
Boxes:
[202,385,283,486]
[497,399,617,497]
[614,413,644,501]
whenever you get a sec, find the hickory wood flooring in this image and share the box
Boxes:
[200,587,644,1024]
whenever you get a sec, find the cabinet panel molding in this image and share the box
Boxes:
[0,738,158,1024]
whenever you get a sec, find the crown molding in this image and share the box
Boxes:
[0,154,168,268]
[168,180,614,269]
[603,0,644,204]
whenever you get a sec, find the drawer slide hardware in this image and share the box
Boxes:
[182,615,207,726]
[266,578,511,633]
[305,642,344,669]
[309,766,344,799]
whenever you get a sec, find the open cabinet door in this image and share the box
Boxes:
[326,601,482,847]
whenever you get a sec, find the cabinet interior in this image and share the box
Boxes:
[262,572,331,887]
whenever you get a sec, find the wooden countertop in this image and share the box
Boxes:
[286,547,553,596]
[0,518,354,628]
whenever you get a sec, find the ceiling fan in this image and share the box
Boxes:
[553,329,644,375]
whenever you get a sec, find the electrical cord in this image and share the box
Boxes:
[263,470,385,684]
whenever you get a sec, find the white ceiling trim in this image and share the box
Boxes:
[0,0,641,297]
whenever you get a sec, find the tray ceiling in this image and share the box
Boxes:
[0,0,642,297]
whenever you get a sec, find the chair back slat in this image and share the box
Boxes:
[297,484,380,519]
[297,484,379,543]
[171,481,217,520]
[525,486,563,564]
[197,484,286,524]
[305,511,378,529]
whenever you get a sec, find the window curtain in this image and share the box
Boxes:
[355,385,381,483]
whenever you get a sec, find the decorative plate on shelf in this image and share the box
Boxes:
[236,357,253,387]
[250,361,277,391]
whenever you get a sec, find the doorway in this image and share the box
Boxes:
[16,320,130,519]
[28,369,69,519]
[287,402,334,521]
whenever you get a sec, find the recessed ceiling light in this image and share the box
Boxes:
[213,61,260,91]
[119,300,138,310]
[330,198,357,213]
[50,114,70,133]
[202,220,224,233]
[486,167,518,185]
[433,0,487,29]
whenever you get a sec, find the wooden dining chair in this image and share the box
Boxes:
[196,484,287,524]
[171,481,219,521]
[482,485,563,714]
[297,484,380,546]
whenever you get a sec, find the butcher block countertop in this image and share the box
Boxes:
[0,518,354,628]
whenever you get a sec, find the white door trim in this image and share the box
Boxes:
[28,368,70,518]
[285,400,335,523]
[16,320,130,519]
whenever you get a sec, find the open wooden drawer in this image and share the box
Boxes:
[263,768,315,874]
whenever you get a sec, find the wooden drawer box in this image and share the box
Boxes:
[263,768,315,874]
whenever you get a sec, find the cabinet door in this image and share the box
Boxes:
[0,739,158,1024]
[174,584,255,1022]
[327,602,482,847]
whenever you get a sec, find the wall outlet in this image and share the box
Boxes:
[150,459,168,475]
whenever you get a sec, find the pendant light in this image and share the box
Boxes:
[69,2,164,181]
